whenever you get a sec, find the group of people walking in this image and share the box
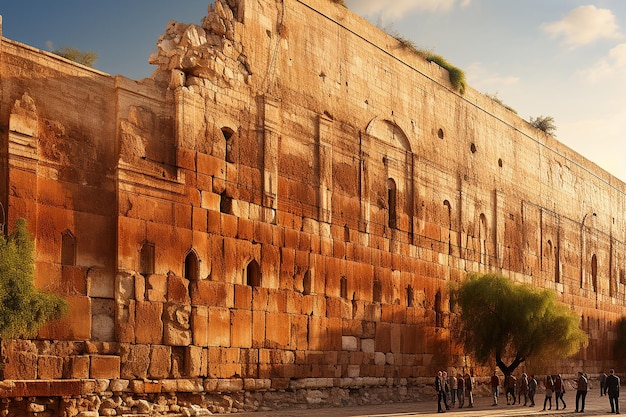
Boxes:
[435,368,620,414]
[434,370,475,412]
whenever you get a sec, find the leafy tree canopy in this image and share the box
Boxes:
[0,219,67,339]
[453,273,587,375]
[51,46,99,67]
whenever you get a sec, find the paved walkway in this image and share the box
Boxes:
[231,393,621,417]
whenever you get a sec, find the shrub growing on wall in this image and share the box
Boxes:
[0,218,67,339]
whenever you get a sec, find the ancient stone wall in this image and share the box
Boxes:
[0,0,625,415]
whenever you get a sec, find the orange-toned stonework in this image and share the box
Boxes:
[1,0,625,415]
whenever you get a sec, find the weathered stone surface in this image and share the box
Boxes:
[1,0,626,414]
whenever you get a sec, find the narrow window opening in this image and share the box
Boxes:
[340,276,348,299]
[470,143,477,153]
[140,242,155,276]
[387,178,397,229]
[246,260,262,287]
[591,254,598,292]
[220,190,233,214]
[184,250,199,281]
[437,128,444,139]
[303,270,312,295]
[434,291,443,328]
[61,230,76,266]
[373,280,382,303]
[407,285,415,307]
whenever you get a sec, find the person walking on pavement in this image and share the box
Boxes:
[465,372,475,408]
[435,370,449,413]
[606,369,620,414]
[519,373,529,406]
[576,371,589,413]
[601,371,608,397]
[554,374,566,410]
[456,373,465,408]
[491,370,500,406]
[448,372,457,407]
[505,373,517,405]
[528,375,538,406]
[543,374,554,410]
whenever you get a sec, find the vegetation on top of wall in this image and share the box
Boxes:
[330,0,347,7]
[486,93,517,114]
[393,34,466,95]
[529,115,557,136]
[51,46,99,67]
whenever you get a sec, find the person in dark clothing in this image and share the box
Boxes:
[606,369,620,414]
[575,371,589,413]
[435,370,449,413]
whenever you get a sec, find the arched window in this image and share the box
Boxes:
[61,230,76,266]
[222,127,236,163]
[387,178,397,229]
[591,254,598,292]
[246,260,262,287]
[184,250,199,281]
[140,242,155,276]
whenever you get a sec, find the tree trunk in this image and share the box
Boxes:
[495,351,525,376]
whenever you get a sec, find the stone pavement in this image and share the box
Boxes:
[231,392,621,417]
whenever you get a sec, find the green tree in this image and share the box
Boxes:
[0,219,67,339]
[529,115,557,136]
[51,46,99,67]
[452,273,587,376]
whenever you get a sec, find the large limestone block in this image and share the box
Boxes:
[190,279,234,307]
[90,355,121,379]
[207,306,231,347]
[167,274,191,303]
[264,312,291,349]
[135,301,164,344]
[2,340,37,379]
[230,309,252,348]
[163,303,192,346]
[120,344,150,379]
[38,295,91,340]
[148,345,172,379]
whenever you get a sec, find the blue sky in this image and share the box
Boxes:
[1,1,625,183]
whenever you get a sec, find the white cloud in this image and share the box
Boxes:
[345,0,471,21]
[542,5,622,48]
[465,62,520,91]
[579,43,626,83]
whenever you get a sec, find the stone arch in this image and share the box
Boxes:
[363,118,415,239]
